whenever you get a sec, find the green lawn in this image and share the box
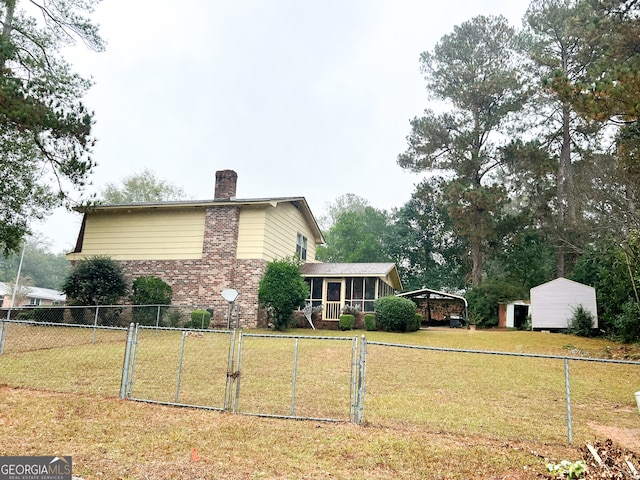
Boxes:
[1,325,639,478]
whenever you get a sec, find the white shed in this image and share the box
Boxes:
[530,278,597,329]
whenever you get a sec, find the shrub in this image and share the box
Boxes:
[24,308,65,323]
[62,256,128,306]
[166,309,186,328]
[258,257,309,331]
[567,305,595,337]
[339,314,355,331]
[130,276,173,326]
[189,309,212,329]
[374,296,417,332]
[612,300,640,343]
[364,313,377,331]
[410,313,423,332]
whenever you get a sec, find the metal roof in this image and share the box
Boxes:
[397,287,467,307]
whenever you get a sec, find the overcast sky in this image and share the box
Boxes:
[33,0,532,253]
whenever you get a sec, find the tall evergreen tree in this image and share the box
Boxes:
[523,0,606,276]
[0,0,104,256]
[398,15,529,286]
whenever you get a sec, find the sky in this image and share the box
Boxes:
[33,0,532,253]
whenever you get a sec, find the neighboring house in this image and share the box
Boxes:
[530,278,598,330]
[0,282,66,307]
[66,170,401,328]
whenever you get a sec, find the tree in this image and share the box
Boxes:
[523,0,607,276]
[318,194,371,231]
[0,238,70,289]
[100,169,187,204]
[387,178,466,291]
[258,257,309,331]
[398,15,529,286]
[316,206,392,263]
[62,256,128,306]
[0,0,104,256]
[548,0,640,124]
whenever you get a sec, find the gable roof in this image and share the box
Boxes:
[530,277,594,293]
[74,196,325,244]
[300,262,402,290]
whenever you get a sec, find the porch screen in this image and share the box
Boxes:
[305,278,323,308]
[346,277,377,312]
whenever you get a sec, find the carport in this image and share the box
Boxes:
[397,288,468,327]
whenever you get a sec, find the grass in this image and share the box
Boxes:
[1,325,639,478]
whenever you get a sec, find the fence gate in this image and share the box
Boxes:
[123,325,237,410]
[231,333,363,422]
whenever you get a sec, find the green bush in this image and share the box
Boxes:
[258,257,309,331]
[62,256,128,306]
[166,309,187,328]
[612,300,640,343]
[24,308,65,323]
[374,296,417,332]
[188,309,211,329]
[411,313,423,332]
[339,314,355,331]
[567,305,595,337]
[364,313,377,331]
[130,276,173,326]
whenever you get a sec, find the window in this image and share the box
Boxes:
[296,233,307,261]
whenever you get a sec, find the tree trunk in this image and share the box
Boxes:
[470,240,483,287]
[556,102,572,279]
[0,0,16,70]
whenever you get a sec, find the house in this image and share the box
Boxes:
[66,170,401,328]
[529,278,597,330]
[0,282,66,308]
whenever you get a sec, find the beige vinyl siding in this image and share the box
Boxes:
[236,207,268,258]
[237,202,316,261]
[72,208,206,260]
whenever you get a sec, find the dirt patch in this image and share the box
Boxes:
[588,422,640,452]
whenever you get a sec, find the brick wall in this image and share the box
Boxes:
[117,205,269,328]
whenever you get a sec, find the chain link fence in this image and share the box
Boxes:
[1,315,639,445]
[1,304,212,329]
[361,340,640,445]
[125,325,235,410]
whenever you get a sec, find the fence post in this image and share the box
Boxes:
[120,323,135,399]
[0,319,7,355]
[564,358,573,445]
[355,335,367,425]
[175,331,187,403]
[291,338,300,416]
[225,329,238,412]
[92,306,100,344]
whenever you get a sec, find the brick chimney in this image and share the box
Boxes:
[214,170,238,199]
